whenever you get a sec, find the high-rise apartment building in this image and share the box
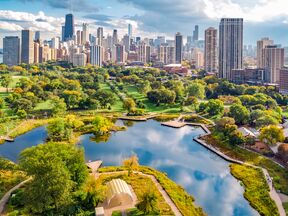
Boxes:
[90,45,103,67]
[257,37,274,68]
[97,27,103,46]
[112,29,118,45]
[219,18,243,80]
[123,35,130,52]
[35,31,41,41]
[175,32,183,64]
[138,43,151,63]
[112,44,125,63]
[3,36,20,66]
[76,30,82,45]
[82,23,89,45]
[21,29,34,64]
[204,27,218,73]
[64,14,74,41]
[279,68,288,95]
[34,42,39,64]
[263,45,284,83]
[159,45,175,64]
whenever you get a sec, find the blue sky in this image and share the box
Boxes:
[0,0,288,47]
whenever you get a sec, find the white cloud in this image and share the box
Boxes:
[0,21,23,32]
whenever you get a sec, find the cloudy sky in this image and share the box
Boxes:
[0,0,288,48]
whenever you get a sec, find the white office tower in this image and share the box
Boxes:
[90,45,103,67]
[82,23,89,45]
[51,37,60,49]
[97,27,104,46]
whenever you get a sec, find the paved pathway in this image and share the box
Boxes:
[0,178,31,214]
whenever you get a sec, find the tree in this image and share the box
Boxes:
[0,74,12,92]
[187,82,206,99]
[61,90,82,109]
[147,89,176,105]
[11,98,33,113]
[92,116,113,135]
[83,176,105,208]
[205,99,224,117]
[19,142,88,214]
[228,104,250,125]
[122,155,139,176]
[50,96,67,117]
[123,98,136,112]
[184,96,198,109]
[259,125,284,146]
[94,90,116,108]
[136,190,159,215]
[47,118,72,141]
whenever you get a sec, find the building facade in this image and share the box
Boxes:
[219,18,243,80]
[90,45,103,67]
[257,37,273,68]
[3,36,20,66]
[175,32,183,64]
[204,27,218,73]
[21,30,34,64]
[64,14,74,41]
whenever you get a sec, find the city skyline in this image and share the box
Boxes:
[1,0,288,47]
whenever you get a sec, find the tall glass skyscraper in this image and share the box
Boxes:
[219,18,243,80]
[175,32,183,64]
[64,14,74,41]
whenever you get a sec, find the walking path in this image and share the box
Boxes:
[0,178,31,214]
[97,171,182,216]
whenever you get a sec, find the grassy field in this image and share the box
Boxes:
[34,100,53,111]
[283,202,288,215]
[99,82,125,113]
[230,164,278,216]
[96,172,174,215]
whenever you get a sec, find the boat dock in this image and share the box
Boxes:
[86,160,103,173]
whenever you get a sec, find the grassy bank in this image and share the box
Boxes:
[97,173,173,215]
[230,164,279,216]
[204,133,288,195]
[99,166,205,216]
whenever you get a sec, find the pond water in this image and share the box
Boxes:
[0,120,258,216]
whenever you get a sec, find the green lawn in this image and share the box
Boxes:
[283,202,288,215]
[99,82,124,112]
[9,76,28,88]
[0,92,9,98]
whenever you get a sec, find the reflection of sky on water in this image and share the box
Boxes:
[80,120,259,216]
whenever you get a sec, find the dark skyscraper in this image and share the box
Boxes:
[193,25,199,41]
[3,36,20,66]
[21,29,34,64]
[64,14,74,41]
[175,32,183,64]
[219,18,243,80]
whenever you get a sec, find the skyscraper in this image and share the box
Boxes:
[35,31,41,41]
[264,45,284,83]
[90,45,103,67]
[193,25,199,42]
[82,23,89,45]
[123,34,130,52]
[257,37,274,68]
[204,27,218,73]
[97,27,104,46]
[64,14,74,41]
[138,43,151,63]
[21,29,34,64]
[3,36,20,66]
[219,18,243,80]
[128,24,133,37]
[112,44,124,63]
[175,32,183,64]
[112,29,118,45]
[76,30,82,45]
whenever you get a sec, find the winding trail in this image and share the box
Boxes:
[0,178,31,214]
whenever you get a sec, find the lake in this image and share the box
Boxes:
[0,120,258,216]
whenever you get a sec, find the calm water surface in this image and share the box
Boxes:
[0,120,258,216]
